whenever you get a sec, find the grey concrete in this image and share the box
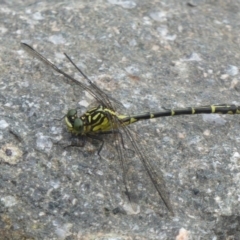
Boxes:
[1,0,240,239]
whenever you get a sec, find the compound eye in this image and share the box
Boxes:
[73,118,83,133]
[67,109,77,124]
[67,109,77,118]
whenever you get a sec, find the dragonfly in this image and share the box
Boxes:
[21,42,240,215]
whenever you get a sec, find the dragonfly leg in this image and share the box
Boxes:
[9,128,24,143]
[87,134,105,157]
[53,136,87,151]
[65,137,87,149]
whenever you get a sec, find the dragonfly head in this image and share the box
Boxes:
[65,109,84,135]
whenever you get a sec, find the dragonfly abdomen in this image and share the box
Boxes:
[122,104,240,125]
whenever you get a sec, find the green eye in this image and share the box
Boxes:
[66,109,78,125]
[67,109,77,118]
[65,109,83,134]
[73,118,83,132]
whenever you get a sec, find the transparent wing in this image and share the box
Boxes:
[112,116,174,214]
[21,42,123,110]
[63,52,123,110]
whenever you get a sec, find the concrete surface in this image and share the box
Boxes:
[1,0,240,239]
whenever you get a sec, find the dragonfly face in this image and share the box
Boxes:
[65,109,84,135]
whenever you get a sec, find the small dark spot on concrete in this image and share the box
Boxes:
[187,2,197,7]
[5,148,12,156]
[104,207,111,216]
[11,180,17,186]
[192,188,200,195]
[112,206,126,215]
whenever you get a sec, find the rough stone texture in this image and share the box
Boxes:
[1,0,240,239]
